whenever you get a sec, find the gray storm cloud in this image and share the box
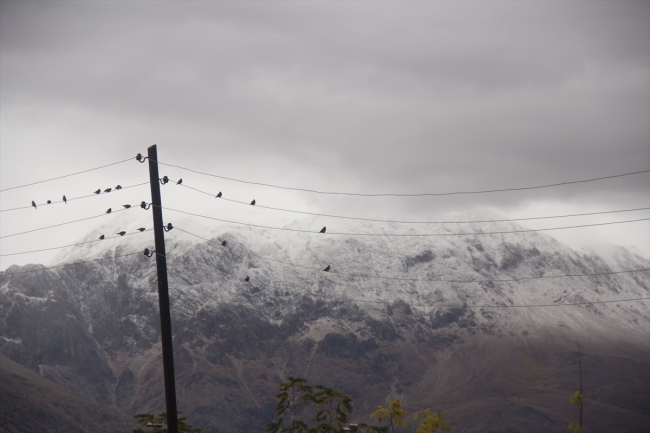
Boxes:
[1,1,648,268]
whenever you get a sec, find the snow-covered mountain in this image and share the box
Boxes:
[1,210,649,432]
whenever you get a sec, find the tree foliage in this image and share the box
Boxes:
[370,400,407,433]
[267,376,314,433]
[266,378,450,433]
[370,400,451,433]
[569,391,583,407]
[568,391,583,433]
[266,377,388,433]
[414,410,451,433]
[568,423,582,433]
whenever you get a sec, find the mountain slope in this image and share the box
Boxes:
[1,211,649,432]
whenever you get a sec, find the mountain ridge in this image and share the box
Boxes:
[1,210,648,432]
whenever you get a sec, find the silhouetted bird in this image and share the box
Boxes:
[32,201,37,209]
[137,228,146,232]
[123,204,131,209]
[176,178,182,185]
[320,227,326,233]
[323,265,331,272]
[47,200,52,204]
[117,231,126,236]
[143,248,151,256]
[115,185,122,190]
[104,188,112,193]
[94,189,101,194]
[106,208,112,214]
[244,276,250,282]
[221,240,227,246]
[216,192,222,198]
[250,199,256,205]
[63,195,67,204]
[99,235,105,240]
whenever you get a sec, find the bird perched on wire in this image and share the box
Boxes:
[137,228,146,232]
[216,192,222,198]
[244,276,250,282]
[117,231,126,236]
[98,235,105,240]
[250,199,256,205]
[47,200,52,204]
[115,185,122,190]
[176,178,182,185]
[323,265,331,272]
[32,201,37,209]
[320,227,326,233]
[106,208,112,214]
[123,204,131,209]
[221,240,227,246]
[94,189,101,194]
[104,188,112,193]
[63,195,67,204]
[160,176,169,185]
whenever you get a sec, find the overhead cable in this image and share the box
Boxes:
[0,207,137,239]
[163,206,649,237]
[174,226,650,284]
[0,157,135,193]
[229,278,650,309]
[180,182,650,225]
[0,229,152,257]
[0,252,146,276]
[0,182,149,213]
[154,159,649,197]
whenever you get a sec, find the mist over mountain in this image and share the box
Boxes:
[1,211,649,433]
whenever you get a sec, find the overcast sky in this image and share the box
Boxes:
[1,1,649,271]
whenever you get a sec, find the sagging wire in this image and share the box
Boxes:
[162,206,650,237]
[1,182,149,213]
[151,158,650,197]
[0,156,141,193]
[227,276,650,309]
[178,181,650,226]
[0,251,148,277]
[0,205,148,239]
[173,226,650,284]
[0,229,153,257]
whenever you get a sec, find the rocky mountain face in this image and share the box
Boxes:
[1,213,649,432]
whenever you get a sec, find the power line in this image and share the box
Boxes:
[155,159,649,197]
[174,226,650,283]
[179,182,650,225]
[0,182,149,213]
[163,206,649,237]
[0,251,147,276]
[224,277,650,309]
[0,207,139,239]
[0,229,152,257]
[0,157,135,193]
[4,245,645,310]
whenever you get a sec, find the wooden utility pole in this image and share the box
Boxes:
[147,144,179,433]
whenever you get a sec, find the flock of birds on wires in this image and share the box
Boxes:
[0,151,649,309]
